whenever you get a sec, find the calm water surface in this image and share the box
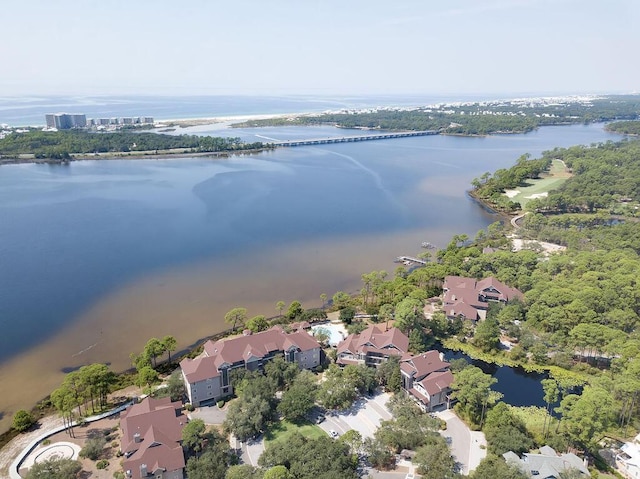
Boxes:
[0,122,618,429]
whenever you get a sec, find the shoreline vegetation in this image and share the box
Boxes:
[0,130,269,165]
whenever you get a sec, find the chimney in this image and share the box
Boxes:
[140,464,147,477]
[134,432,141,443]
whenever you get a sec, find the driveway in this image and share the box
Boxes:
[188,404,228,425]
[239,435,265,467]
[434,409,486,475]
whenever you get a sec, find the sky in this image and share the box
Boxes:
[1,0,638,97]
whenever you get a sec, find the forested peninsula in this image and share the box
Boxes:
[232,95,640,135]
[0,130,266,162]
[606,119,640,135]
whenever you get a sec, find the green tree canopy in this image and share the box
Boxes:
[12,409,36,432]
[225,307,248,332]
[25,458,82,479]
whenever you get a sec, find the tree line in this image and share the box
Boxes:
[0,129,266,159]
[232,95,640,135]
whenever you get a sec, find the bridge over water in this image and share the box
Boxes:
[271,130,438,147]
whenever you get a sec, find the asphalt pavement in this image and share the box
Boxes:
[318,392,392,439]
[434,409,486,475]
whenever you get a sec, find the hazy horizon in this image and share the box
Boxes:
[2,0,638,97]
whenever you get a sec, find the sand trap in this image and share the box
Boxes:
[524,192,548,199]
[504,189,520,198]
[512,238,566,255]
[21,441,81,469]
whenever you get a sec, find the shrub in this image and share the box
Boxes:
[217,400,225,408]
[41,439,51,446]
[80,436,106,460]
[12,410,36,432]
[113,472,125,479]
[185,403,195,411]
[97,459,109,469]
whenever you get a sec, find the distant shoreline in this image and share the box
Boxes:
[0,146,274,166]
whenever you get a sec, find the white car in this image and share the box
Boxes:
[329,429,339,439]
[405,474,415,479]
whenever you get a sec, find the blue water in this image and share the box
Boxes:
[442,349,548,408]
[0,122,620,369]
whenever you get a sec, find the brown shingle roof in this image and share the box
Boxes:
[203,327,320,365]
[419,370,454,396]
[443,275,523,319]
[181,327,320,384]
[400,350,449,380]
[120,397,186,479]
[124,426,185,479]
[337,325,409,357]
[180,355,220,384]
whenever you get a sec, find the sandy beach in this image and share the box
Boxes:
[157,111,315,128]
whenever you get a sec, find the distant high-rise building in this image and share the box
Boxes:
[45,114,56,128]
[44,113,87,129]
[70,114,86,128]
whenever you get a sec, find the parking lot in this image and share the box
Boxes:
[316,391,392,439]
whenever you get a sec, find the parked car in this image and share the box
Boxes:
[316,414,326,424]
[329,429,339,439]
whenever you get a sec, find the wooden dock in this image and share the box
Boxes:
[395,255,427,266]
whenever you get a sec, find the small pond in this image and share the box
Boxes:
[441,348,549,408]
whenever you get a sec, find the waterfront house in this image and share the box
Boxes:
[503,445,590,478]
[180,326,321,407]
[336,324,409,367]
[442,275,523,321]
[400,350,453,412]
[120,397,186,479]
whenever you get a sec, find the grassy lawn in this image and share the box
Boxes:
[264,419,326,446]
[506,159,572,207]
[508,405,548,443]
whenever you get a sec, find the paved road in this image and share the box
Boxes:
[435,410,486,475]
[235,435,265,467]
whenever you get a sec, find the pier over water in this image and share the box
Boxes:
[272,130,437,147]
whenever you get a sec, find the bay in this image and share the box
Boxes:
[0,122,619,431]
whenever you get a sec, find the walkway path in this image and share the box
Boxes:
[4,401,133,479]
[511,211,529,229]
